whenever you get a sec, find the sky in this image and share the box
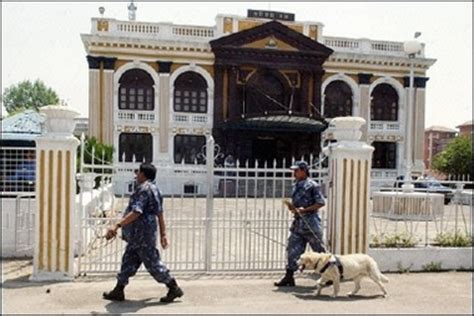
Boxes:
[1,1,472,129]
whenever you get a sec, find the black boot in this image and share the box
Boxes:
[103,284,125,301]
[160,279,184,303]
[274,269,295,287]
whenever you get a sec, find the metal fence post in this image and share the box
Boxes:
[204,136,215,271]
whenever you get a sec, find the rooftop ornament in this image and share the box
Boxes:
[128,0,137,21]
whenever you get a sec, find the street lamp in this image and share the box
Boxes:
[402,33,423,192]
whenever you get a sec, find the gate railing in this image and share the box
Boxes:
[75,135,330,275]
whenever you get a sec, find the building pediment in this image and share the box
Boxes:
[210,20,333,57]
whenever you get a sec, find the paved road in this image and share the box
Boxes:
[2,260,472,314]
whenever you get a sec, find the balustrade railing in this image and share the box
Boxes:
[324,36,425,57]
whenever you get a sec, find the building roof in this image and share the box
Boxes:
[0,110,44,141]
[425,125,457,133]
[456,120,473,128]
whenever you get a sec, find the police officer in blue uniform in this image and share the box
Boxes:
[275,161,327,287]
[103,163,183,303]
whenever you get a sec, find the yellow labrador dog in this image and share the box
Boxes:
[297,252,389,298]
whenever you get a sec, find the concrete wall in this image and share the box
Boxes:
[369,247,473,272]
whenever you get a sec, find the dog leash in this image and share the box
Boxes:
[243,226,288,247]
[293,209,328,253]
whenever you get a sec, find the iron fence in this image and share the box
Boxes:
[75,136,473,275]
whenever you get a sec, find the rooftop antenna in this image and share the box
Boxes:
[98,6,105,18]
[128,0,137,21]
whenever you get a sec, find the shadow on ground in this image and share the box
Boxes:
[295,293,386,301]
[103,297,182,314]
[273,285,317,294]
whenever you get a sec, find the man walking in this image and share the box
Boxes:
[103,163,183,303]
[274,161,327,287]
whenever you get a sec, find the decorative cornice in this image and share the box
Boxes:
[325,52,436,71]
[358,73,373,85]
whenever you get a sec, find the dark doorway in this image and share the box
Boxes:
[252,137,278,166]
[215,129,321,168]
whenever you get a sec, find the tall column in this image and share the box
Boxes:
[86,56,116,145]
[323,117,374,255]
[102,57,116,146]
[87,56,100,141]
[158,61,172,154]
[358,73,373,142]
[413,77,429,173]
[31,106,80,281]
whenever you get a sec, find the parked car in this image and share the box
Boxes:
[394,175,454,204]
[415,180,454,204]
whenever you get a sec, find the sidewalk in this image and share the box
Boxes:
[2,260,472,314]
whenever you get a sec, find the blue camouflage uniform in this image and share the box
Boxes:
[287,178,326,272]
[116,180,173,286]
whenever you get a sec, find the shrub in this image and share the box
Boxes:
[434,231,472,247]
[370,232,418,248]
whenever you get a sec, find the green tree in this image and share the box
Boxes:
[2,79,60,114]
[77,136,114,171]
[432,136,473,178]
[76,137,114,191]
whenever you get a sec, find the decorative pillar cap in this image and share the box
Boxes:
[40,105,80,136]
[329,117,366,141]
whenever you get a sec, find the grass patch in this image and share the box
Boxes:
[422,261,443,272]
[397,262,413,274]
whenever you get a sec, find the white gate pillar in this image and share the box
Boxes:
[31,106,80,281]
[323,117,374,255]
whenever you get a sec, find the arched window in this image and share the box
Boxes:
[323,80,353,118]
[118,69,155,111]
[245,70,286,115]
[371,83,399,121]
[174,72,208,113]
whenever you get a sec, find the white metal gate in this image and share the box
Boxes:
[76,136,328,275]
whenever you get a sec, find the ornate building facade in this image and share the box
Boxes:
[81,8,436,191]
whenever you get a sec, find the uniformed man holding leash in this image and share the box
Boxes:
[275,161,327,287]
[102,163,183,303]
